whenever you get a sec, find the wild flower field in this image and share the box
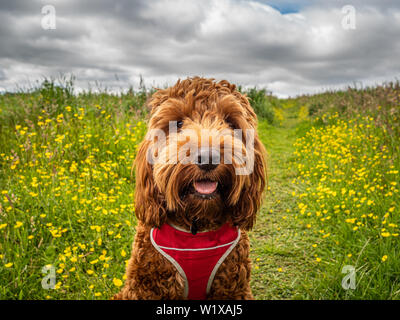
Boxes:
[287,83,400,298]
[291,113,400,298]
[0,82,148,299]
[0,80,399,299]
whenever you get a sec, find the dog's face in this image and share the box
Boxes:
[135,78,266,230]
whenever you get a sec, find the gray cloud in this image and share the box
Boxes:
[0,0,400,97]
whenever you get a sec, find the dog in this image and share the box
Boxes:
[114,77,266,300]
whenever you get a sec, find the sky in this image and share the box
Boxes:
[0,0,400,97]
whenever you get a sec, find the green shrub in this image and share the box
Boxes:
[243,87,276,124]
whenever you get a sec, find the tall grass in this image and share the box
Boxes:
[240,87,280,124]
[0,78,148,299]
[290,83,400,299]
[297,81,400,157]
[1,77,399,299]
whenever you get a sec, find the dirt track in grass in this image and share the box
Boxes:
[250,108,315,299]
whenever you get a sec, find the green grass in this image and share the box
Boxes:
[250,105,318,299]
[251,98,400,299]
[288,113,400,299]
[1,80,399,299]
[0,90,147,299]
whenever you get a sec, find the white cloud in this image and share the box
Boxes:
[0,0,400,96]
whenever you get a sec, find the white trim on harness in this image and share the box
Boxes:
[156,240,237,252]
[150,228,189,298]
[206,228,241,294]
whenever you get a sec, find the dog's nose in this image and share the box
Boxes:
[197,148,220,171]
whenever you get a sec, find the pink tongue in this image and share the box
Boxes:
[194,181,217,194]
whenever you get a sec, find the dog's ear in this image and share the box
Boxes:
[134,139,167,228]
[231,135,266,230]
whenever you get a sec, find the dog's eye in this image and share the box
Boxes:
[177,120,184,129]
[226,119,237,129]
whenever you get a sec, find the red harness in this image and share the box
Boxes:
[150,223,240,300]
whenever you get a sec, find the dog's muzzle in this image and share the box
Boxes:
[196,147,220,171]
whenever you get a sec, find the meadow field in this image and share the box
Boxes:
[0,79,399,299]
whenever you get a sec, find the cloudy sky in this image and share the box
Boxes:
[0,0,400,97]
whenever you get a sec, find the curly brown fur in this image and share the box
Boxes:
[114,77,266,300]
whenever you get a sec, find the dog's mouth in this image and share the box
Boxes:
[194,180,218,195]
[182,180,220,200]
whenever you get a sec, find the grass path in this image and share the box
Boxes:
[250,109,315,299]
